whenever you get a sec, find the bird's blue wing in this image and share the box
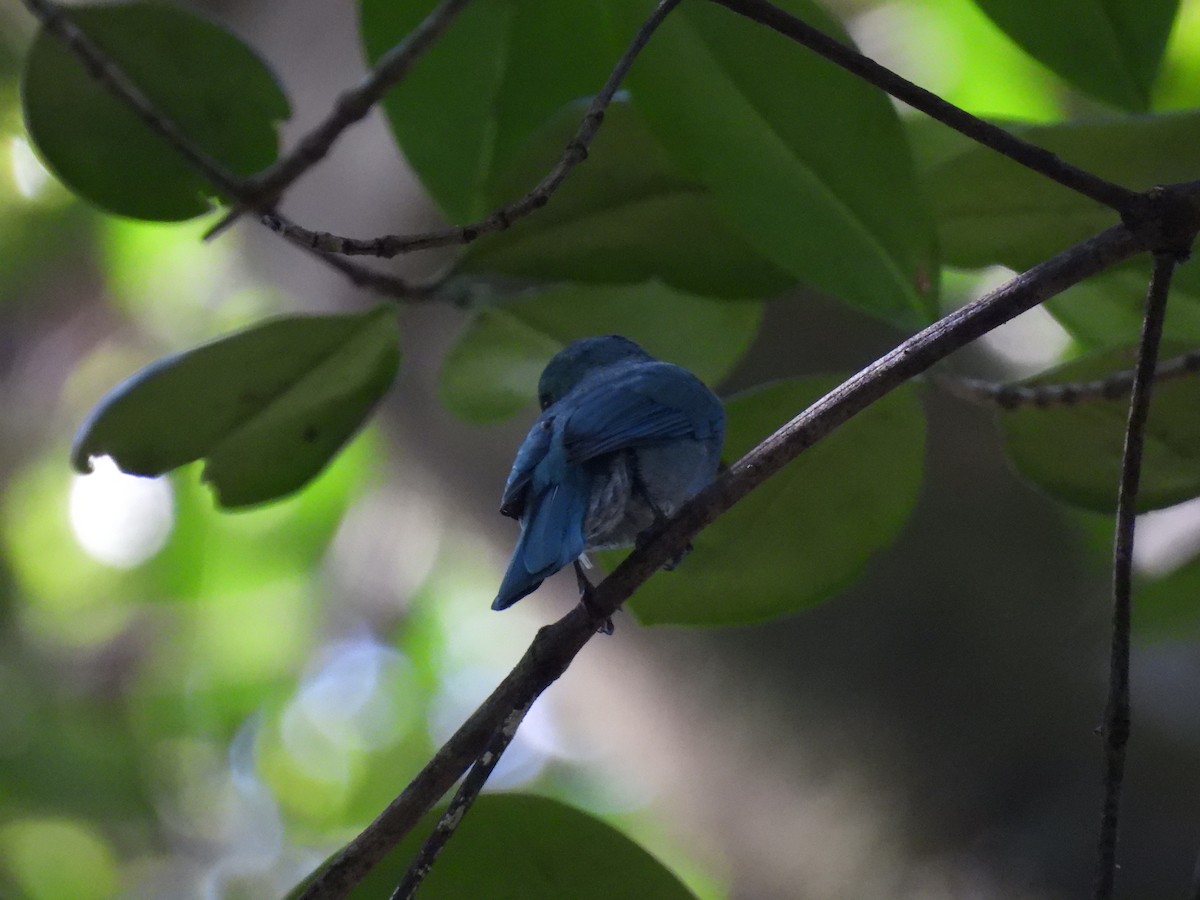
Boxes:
[562,362,723,463]
[499,414,553,519]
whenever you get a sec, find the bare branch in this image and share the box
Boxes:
[931,347,1200,410]
[390,703,531,900]
[295,223,1150,900]
[705,0,1142,217]
[206,0,475,238]
[1093,253,1178,900]
[260,0,685,258]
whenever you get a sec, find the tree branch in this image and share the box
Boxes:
[930,347,1200,410]
[205,0,475,238]
[259,0,685,258]
[295,222,1150,900]
[1093,253,1178,900]
[704,0,1142,217]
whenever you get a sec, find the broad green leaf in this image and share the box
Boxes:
[439,282,762,423]
[460,101,794,298]
[922,111,1200,271]
[360,0,612,222]
[21,2,289,220]
[604,0,938,328]
[971,0,1179,111]
[1000,345,1200,513]
[627,378,926,626]
[330,794,695,900]
[1136,545,1200,639]
[1047,262,1200,349]
[71,308,400,508]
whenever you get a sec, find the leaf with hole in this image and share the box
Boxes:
[21,1,289,220]
[603,0,938,328]
[360,0,613,222]
[461,100,794,298]
[440,282,762,423]
[621,378,926,626]
[970,0,1179,111]
[1000,344,1200,513]
[71,308,400,508]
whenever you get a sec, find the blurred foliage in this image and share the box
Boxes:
[5,0,1200,896]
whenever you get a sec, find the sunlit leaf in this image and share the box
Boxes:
[922,110,1200,271]
[21,2,289,220]
[627,378,926,626]
[360,0,612,221]
[439,282,762,423]
[1047,263,1200,349]
[604,0,938,328]
[1000,344,1200,513]
[71,308,400,508]
[461,101,793,298]
[290,794,696,899]
[971,0,1179,111]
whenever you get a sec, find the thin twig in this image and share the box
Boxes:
[295,222,1152,900]
[705,0,1142,217]
[930,348,1200,410]
[260,0,685,259]
[205,0,475,239]
[390,703,531,900]
[1093,253,1178,900]
[18,0,436,301]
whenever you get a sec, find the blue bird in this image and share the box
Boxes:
[493,335,725,617]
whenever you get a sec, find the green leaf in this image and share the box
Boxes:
[922,110,1200,271]
[1000,345,1200,513]
[440,282,762,423]
[339,794,696,900]
[627,378,926,626]
[21,2,289,221]
[604,0,938,328]
[71,308,400,508]
[460,101,794,298]
[360,0,613,222]
[1136,546,1200,639]
[1047,262,1200,349]
[971,0,1179,111]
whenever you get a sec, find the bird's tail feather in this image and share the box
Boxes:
[492,482,587,611]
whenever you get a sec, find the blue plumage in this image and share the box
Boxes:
[493,335,725,612]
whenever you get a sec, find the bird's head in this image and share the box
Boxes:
[537,335,651,410]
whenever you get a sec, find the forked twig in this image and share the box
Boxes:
[205,0,475,238]
[260,0,685,258]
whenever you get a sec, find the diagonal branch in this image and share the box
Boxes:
[1092,253,1178,900]
[295,222,1150,900]
[205,0,475,238]
[930,347,1200,410]
[705,0,1142,217]
[260,0,685,258]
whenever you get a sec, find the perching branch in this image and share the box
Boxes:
[390,703,531,899]
[205,0,475,239]
[296,221,1156,900]
[17,0,435,302]
[705,0,1143,218]
[930,347,1200,410]
[259,0,685,258]
[1092,253,1179,900]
